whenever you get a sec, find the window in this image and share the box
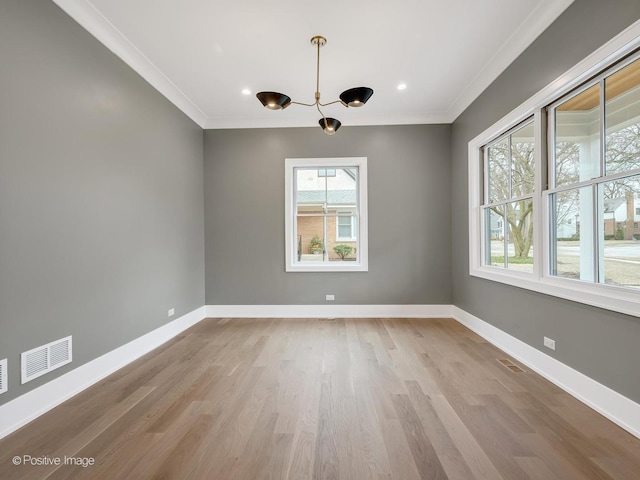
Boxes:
[336,214,357,241]
[285,158,368,272]
[548,57,640,288]
[483,121,535,272]
[468,24,640,318]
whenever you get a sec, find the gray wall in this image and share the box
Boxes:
[0,0,205,404]
[204,125,451,305]
[451,0,640,402]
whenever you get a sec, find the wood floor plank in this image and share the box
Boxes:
[392,393,448,480]
[1,317,639,480]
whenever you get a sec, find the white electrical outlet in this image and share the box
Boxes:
[325,294,335,301]
[544,336,556,351]
[168,308,175,317]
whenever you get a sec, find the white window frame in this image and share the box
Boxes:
[468,19,640,318]
[285,157,368,272]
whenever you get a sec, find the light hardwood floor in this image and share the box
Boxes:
[1,317,639,479]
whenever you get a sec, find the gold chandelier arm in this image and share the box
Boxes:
[319,100,348,108]
[289,100,317,107]
[316,102,327,124]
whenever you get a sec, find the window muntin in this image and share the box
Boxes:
[318,168,336,177]
[483,120,535,272]
[285,158,367,272]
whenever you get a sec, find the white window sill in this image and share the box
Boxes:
[286,262,368,273]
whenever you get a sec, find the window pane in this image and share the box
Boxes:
[506,199,534,272]
[296,216,326,262]
[511,123,535,197]
[485,207,505,267]
[599,175,640,288]
[555,84,601,187]
[551,187,593,280]
[326,168,357,209]
[605,59,640,176]
[296,168,326,215]
[331,215,357,261]
[488,138,509,203]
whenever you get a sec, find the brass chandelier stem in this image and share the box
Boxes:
[315,37,321,105]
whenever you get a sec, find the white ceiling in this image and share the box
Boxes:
[53,0,573,129]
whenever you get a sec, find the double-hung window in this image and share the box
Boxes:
[469,24,640,318]
[285,157,368,272]
[548,57,640,287]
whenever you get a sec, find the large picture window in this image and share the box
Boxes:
[468,26,640,318]
[285,158,368,272]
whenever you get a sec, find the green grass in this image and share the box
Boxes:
[491,255,534,264]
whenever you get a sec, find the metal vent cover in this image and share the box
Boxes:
[21,336,72,384]
[497,358,526,373]
[0,359,7,394]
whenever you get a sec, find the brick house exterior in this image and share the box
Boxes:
[295,168,358,262]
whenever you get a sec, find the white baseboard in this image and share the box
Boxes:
[205,304,454,318]
[451,306,640,439]
[2,303,638,442]
[0,306,206,440]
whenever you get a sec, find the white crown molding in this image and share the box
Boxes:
[51,0,208,127]
[0,306,206,440]
[447,0,575,122]
[469,16,640,147]
[452,307,640,439]
[51,0,573,130]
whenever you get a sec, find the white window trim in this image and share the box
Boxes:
[285,157,368,272]
[468,18,640,319]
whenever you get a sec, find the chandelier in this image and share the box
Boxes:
[256,36,374,135]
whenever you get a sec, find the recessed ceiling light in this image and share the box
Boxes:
[397,83,407,91]
[242,88,251,95]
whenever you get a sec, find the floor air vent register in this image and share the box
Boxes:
[0,359,7,394]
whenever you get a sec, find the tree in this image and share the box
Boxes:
[488,114,640,259]
[488,135,535,258]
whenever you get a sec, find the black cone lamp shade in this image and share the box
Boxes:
[319,117,341,135]
[257,36,373,134]
[256,91,291,110]
[339,87,374,107]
